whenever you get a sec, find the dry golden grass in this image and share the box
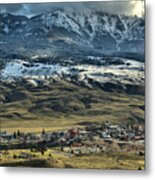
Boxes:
[0,80,144,124]
[0,149,144,169]
[0,81,145,169]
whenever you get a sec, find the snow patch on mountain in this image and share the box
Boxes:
[0,11,144,53]
[40,11,82,36]
[1,58,144,87]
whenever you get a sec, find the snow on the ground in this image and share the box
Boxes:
[1,58,144,85]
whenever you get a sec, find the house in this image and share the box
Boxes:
[18,152,33,159]
[109,125,119,130]
[99,132,111,140]
[0,133,14,142]
[0,137,5,143]
[103,121,111,129]
[67,128,80,138]
[0,131,7,135]
[71,148,82,155]
[85,125,100,132]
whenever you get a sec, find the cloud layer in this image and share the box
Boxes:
[0,1,144,17]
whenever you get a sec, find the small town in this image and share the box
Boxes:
[0,121,145,160]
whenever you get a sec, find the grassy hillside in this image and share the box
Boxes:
[0,79,144,133]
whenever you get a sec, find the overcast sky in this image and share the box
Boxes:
[0,0,145,17]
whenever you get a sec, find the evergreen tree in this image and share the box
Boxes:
[42,129,45,135]
[17,130,20,137]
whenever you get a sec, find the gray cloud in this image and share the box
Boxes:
[0,1,144,17]
[1,4,23,12]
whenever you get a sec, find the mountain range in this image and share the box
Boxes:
[0,10,145,124]
[0,10,144,57]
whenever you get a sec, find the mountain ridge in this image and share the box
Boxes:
[0,10,144,55]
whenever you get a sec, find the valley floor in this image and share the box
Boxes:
[0,149,145,170]
[0,80,145,169]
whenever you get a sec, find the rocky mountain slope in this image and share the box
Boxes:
[0,10,144,55]
[0,10,145,96]
[0,10,145,125]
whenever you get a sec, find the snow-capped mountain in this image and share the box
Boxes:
[0,10,144,55]
[0,10,145,95]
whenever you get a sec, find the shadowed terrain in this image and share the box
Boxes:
[0,79,144,133]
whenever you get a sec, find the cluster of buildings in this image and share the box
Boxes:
[0,121,145,154]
